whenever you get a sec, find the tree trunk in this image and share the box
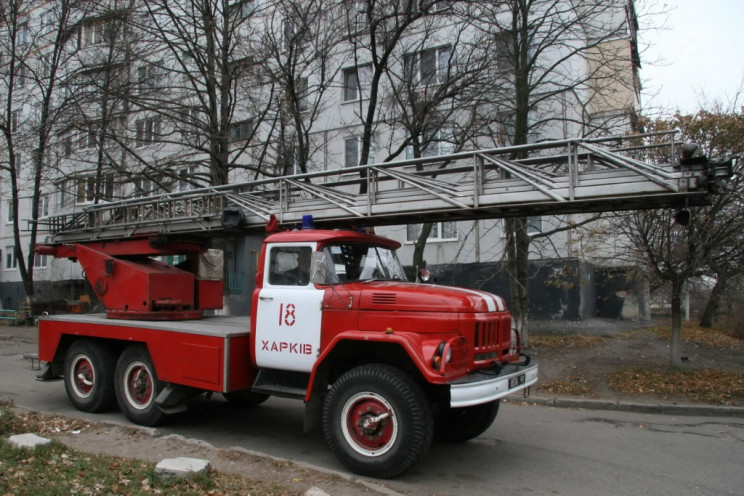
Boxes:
[669,279,684,367]
[505,217,531,346]
[699,277,725,328]
[412,223,434,277]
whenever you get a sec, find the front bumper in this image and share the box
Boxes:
[449,360,538,408]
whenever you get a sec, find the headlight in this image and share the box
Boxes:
[432,339,457,373]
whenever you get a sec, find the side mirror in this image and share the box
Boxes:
[310,252,334,285]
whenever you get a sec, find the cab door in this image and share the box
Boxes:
[255,243,323,372]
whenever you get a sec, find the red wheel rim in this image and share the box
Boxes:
[342,392,397,457]
[71,355,94,398]
[123,362,154,409]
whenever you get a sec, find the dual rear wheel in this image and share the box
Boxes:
[63,341,164,426]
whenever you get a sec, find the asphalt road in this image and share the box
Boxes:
[2,332,743,495]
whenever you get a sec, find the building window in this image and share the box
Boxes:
[10,110,20,133]
[406,222,457,242]
[33,252,47,269]
[344,137,375,167]
[37,194,50,218]
[283,15,307,51]
[77,177,95,203]
[14,64,26,89]
[345,1,367,33]
[178,167,197,192]
[16,23,29,45]
[78,124,97,149]
[406,127,455,158]
[135,117,161,147]
[79,18,115,47]
[137,64,162,90]
[40,10,55,31]
[295,76,309,111]
[5,200,14,223]
[526,216,542,234]
[4,246,17,270]
[58,180,71,208]
[134,176,163,197]
[405,45,452,87]
[228,0,256,19]
[228,119,253,143]
[343,65,371,102]
[75,174,114,203]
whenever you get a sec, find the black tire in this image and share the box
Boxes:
[434,400,500,442]
[114,345,165,426]
[63,340,117,413]
[223,390,270,406]
[322,364,433,479]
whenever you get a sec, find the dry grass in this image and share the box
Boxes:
[649,322,744,350]
[609,368,744,406]
[530,334,607,349]
[0,402,305,495]
[537,376,596,396]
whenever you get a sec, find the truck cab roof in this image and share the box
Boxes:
[264,229,401,249]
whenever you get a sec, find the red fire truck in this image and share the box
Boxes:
[36,224,537,478]
[36,133,730,478]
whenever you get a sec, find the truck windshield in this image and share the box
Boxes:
[320,242,408,283]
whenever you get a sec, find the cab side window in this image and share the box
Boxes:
[268,246,312,286]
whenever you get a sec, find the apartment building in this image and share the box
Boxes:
[1,0,642,316]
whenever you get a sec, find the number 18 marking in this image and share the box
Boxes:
[279,303,296,326]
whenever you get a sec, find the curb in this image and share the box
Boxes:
[506,395,744,417]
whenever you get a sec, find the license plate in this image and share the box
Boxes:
[509,374,526,389]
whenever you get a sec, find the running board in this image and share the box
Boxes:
[252,369,309,399]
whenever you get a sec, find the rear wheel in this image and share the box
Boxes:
[63,340,117,413]
[115,345,165,426]
[434,400,500,442]
[322,364,433,479]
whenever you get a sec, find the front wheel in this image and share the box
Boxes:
[434,400,500,442]
[322,364,433,479]
[114,345,165,426]
[63,340,117,413]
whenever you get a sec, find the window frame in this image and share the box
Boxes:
[406,127,455,159]
[16,23,30,45]
[5,200,14,224]
[343,64,371,102]
[344,136,376,168]
[33,252,48,269]
[178,166,198,192]
[406,222,458,243]
[228,119,253,143]
[4,246,18,271]
[135,117,161,148]
[405,45,452,87]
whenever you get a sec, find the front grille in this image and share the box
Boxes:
[473,316,510,362]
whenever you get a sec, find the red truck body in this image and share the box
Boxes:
[37,227,537,478]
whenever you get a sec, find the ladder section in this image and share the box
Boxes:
[40,133,732,243]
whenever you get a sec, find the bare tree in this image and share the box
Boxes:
[459,0,643,340]
[125,0,274,188]
[622,105,742,363]
[641,106,744,329]
[0,0,77,302]
[339,0,438,191]
[257,0,346,176]
[379,11,493,274]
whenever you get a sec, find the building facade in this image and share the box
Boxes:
[1,0,642,316]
